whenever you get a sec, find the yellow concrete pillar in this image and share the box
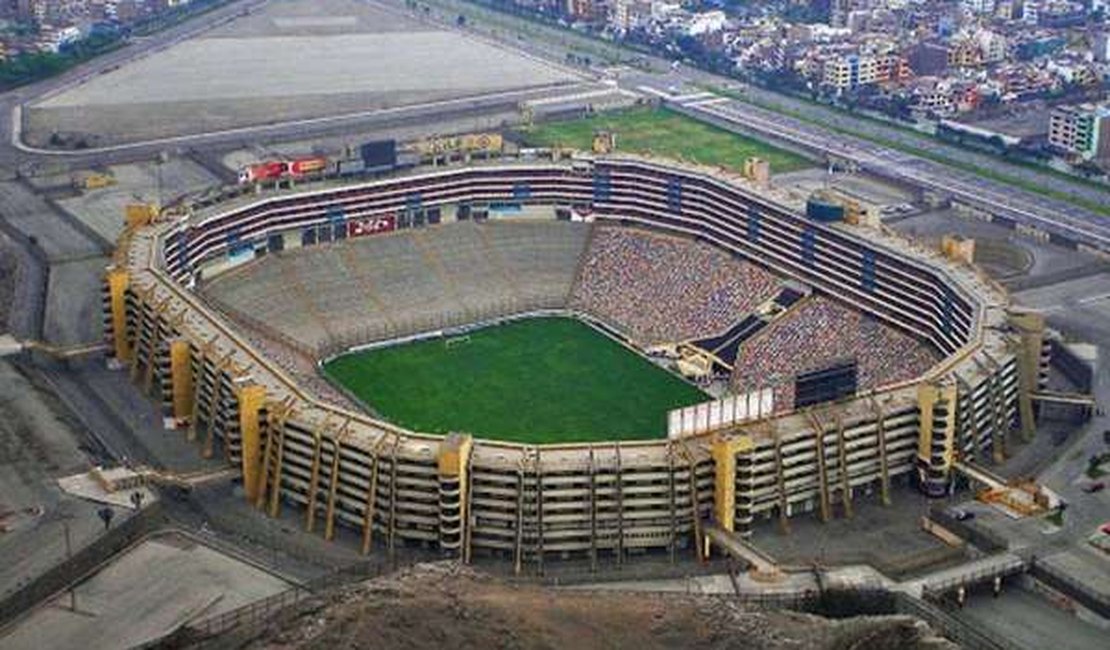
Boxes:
[1011,310,1045,442]
[917,381,959,497]
[236,383,268,503]
[917,385,936,465]
[712,437,736,533]
[437,433,473,555]
[169,339,193,425]
[125,203,157,228]
[107,268,131,362]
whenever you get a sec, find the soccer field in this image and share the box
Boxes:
[322,317,707,443]
[520,106,812,174]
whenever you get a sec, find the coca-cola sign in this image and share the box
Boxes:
[347,214,396,238]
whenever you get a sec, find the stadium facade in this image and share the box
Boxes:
[103,155,1047,570]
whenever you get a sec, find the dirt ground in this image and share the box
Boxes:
[227,563,955,650]
[25,0,580,146]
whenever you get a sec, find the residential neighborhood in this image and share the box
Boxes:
[494,0,1110,171]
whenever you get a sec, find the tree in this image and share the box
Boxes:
[97,506,114,531]
[457,14,466,27]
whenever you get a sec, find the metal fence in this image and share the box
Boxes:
[920,557,1026,600]
[893,591,1024,650]
[187,584,309,639]
[140,559,405,649]
[135,560,1031,650]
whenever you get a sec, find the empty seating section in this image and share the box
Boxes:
[202,221,591,356]
[414,224,516,320]
[342,232,458,343]
[732,295,940,412]
[569,226,781,345]
[484,221,589,308]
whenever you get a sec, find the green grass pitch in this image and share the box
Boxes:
[322,317,707,443]
[520,106,812,174]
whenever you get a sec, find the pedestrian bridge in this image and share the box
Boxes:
[703,522,783,581]
[909,552,1026,602]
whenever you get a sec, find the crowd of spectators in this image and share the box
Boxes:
[569,227,781,344]
[731,295,940,413]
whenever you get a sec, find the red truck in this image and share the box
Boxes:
[237,157,329,184]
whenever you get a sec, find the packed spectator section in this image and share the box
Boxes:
[731,295,940,413]
[569,226,781,345]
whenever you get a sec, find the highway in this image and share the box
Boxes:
[653,90,1110,252]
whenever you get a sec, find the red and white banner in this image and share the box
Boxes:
[347,214,396,238]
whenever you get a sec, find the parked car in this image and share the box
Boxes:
[1082,482,1106,494]
[950,508,975,521]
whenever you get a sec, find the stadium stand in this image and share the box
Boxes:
[732,295,940,412]
[202,221,591,356]
[569,226,782,344]
[105,155,1042,565]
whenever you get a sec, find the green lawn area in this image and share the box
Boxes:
[521,106,812,174]
[323,317,706,443]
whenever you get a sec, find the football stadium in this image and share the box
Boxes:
[102,153,1048,570]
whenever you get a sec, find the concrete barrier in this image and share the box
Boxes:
[1030,559,1110,619]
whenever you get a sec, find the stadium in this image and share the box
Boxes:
[102,153,1047,571]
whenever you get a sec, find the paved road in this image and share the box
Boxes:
[955,584,1107,650]
[652,92,1110,252]
[0,0,272,170]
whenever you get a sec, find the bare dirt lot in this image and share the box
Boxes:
[228,563,955,650]
[25,0,582,146]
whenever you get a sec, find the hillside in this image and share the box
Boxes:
[219,563,956,650]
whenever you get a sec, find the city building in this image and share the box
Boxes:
[1048,103,1110,161]
[823,53,880,90]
